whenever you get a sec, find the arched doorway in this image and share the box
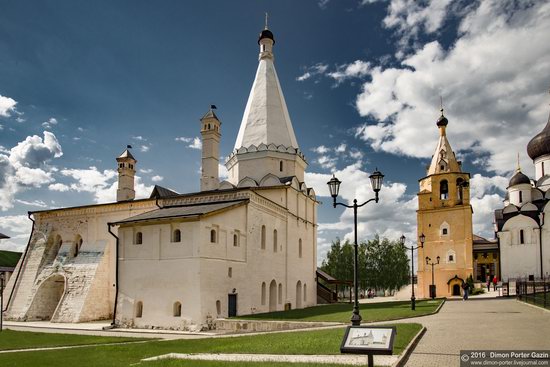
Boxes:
[452,284,461,296]
[26,274,66,321]
[447,275,465,297]
[269,280,277,312]
[296,281,302,309]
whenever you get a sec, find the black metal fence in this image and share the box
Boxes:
[514,279,550,309]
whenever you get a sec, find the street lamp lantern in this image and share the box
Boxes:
[419,233,426,245]
[369,169,384,193]
[327,169,383,326]
[436,256,440,263]
[327,175,342,203]
[399,235,406,246]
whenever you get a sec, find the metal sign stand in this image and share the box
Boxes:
[340,325,397,367]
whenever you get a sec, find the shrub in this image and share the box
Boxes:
[471,288,485,295]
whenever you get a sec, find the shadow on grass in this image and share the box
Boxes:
[234,299,443,323]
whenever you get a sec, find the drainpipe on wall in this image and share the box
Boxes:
[540,212,545,279]
[105,223,119,329]
[2,212,36,312]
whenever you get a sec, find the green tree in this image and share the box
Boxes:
[321,235,410,296]
[363,235,410,293]
[321,238,354,297]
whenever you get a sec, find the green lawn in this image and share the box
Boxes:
[520,294,550,309]
[0,250,21,267]
[235,299,443,323]
[0,323,422,367]
[0,329,149,351]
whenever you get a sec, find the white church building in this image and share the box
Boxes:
[494,106,550,281]
[2,25,318,330]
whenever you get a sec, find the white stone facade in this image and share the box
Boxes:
[3,201,156,322]
[115,188,317,330]
[495,109,550,280]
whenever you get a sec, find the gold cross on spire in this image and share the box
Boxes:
[265,12,269,30]
[440,96,444,115]
[517,152,521,172]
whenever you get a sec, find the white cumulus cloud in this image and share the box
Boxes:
[188,137,202,150]
[0,94,17,117]
[355,0,550,175]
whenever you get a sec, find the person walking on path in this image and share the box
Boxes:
[492,275,498,291]
[487,276,491,292]
[462,281,469,300]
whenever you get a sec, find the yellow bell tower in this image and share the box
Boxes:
[417,109,473,298]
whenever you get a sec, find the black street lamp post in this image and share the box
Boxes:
[327,169,384,326]
[0,272,4,332]
[399,234,425,311]
[426,256,440,299]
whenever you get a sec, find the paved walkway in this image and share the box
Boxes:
[400,298,550,366]
[142,352,398,366]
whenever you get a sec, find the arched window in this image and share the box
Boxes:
[298,239,302,258]
[135,232,143,245]
[173,302,181,317]
[135,301,143,318]
[304,284,307,302]
[261,282,266,305]
[72,235,83,258]
[233,233,238,247]
[519,191,523,203]
[446,249,456,264]
[520,230,525,244]
[440,222,450,236]
[210,229,217,243]
[228,267,232,278]
[542,161,545,176]
[172,229,181,243]
[279,161,283,172]
[216,300,221,316]
[456,178,464,203]
[440,180,449,200]
[273,230,278,252]
[261,225,266,249]
[278,283,282,304]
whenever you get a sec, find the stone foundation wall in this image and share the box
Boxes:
[214,318,340,332]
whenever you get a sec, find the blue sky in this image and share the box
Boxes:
[1,0,549,263]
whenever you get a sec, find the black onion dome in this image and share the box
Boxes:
[527,120,550,160]
[508,170,531,187]
[436,114,448,127]
[258,29,275,44]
